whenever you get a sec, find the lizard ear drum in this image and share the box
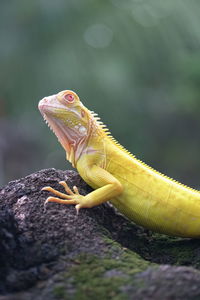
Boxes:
[64,93,75,103]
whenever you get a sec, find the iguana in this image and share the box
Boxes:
[38,90,200,238]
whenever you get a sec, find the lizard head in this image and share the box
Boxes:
[38,90,92,166]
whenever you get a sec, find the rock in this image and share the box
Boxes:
[124,265,200,300]
[0,168,200,300]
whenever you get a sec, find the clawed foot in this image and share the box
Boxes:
[42,181,85,214]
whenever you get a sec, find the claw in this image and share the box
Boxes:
[59,181,74,195]
[45,196,77,205]
[73,186,79,195]
[42,186,72,199]
[76,204,81,215]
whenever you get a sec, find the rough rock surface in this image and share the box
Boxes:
[0,168,200,300]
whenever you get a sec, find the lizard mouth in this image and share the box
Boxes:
[38,94,67,112]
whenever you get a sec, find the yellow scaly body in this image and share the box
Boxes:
[39,90,200,238]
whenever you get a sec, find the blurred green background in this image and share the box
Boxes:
[0,0,199,188]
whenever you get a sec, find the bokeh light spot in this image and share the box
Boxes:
[84,24,113,48]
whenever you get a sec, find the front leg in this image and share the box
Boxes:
[42,166,123,213]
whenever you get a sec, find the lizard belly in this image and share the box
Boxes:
[110,185,200,238]
[107,153,200,238]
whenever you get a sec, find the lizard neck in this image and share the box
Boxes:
[70,113,105,167]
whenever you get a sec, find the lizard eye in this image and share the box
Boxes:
[64,93,75,103]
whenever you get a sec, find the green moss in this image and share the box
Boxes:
[53,285,67,299]
[62,240,153,300]
[144,233,200,267]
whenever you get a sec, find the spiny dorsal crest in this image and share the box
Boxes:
[89,109,199,194]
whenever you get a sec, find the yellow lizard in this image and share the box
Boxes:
[38,90,200,238]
